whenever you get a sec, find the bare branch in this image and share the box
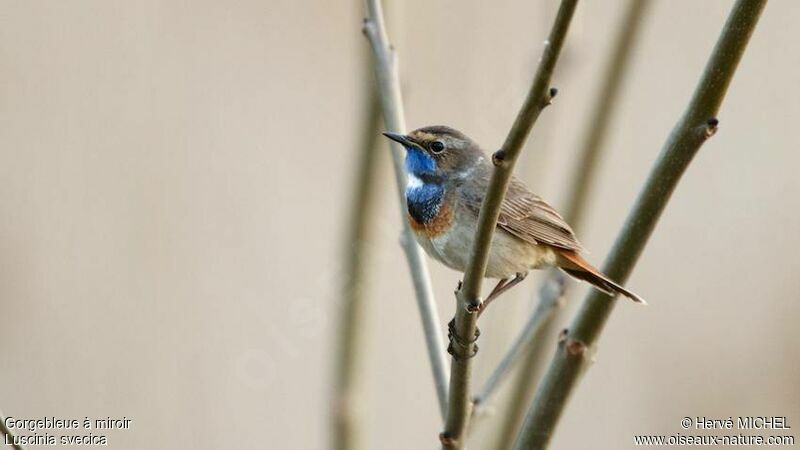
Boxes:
[363,0,450,420]
[484,1,652,444]
[331,87,383,450]
[472,271,565,409]
[513,1,767,448]
[440,1,579,449]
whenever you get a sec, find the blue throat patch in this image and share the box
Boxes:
[406,182,444,225]
[404,148,444,224]
[405,148,436,175]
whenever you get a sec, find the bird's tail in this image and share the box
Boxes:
[556,250,646,304]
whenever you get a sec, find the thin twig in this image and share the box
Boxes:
[492,296,562,450]
[440,1,579,449]
[472,271,565,408]
[468,272,564,441]
[363,0,450,420]
[0,408,26,450]
[331,87,382,450]
[513,1,767,448]
[485,1,652,445]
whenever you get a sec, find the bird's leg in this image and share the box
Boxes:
[486,277,510,301]
[478,272,528,317]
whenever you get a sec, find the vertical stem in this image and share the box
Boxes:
[331,87,382,450]
[491,2,652,447]
[441,2,579,449]
[473,271,565,408]
[493,310,560,450]
[513,1,767,448]
[489,272,565,450]
[363,0,450,420]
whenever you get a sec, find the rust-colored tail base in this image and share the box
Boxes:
[556,250,646,304]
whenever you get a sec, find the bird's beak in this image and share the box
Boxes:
[382,132,414,148]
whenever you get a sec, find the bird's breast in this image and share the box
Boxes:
[407,200,454,239]
[409,199,559,278]
[408,200,472,273]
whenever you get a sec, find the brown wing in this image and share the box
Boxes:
[497,177,583,251]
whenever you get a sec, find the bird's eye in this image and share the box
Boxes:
[430,141,445,154]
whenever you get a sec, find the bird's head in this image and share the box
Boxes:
[383,125,484,183]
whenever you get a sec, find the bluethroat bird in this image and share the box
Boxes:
[383,125,644,312]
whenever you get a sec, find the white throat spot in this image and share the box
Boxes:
[406,174,424,190]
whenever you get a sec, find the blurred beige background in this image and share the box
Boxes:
[1,1,798,449]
